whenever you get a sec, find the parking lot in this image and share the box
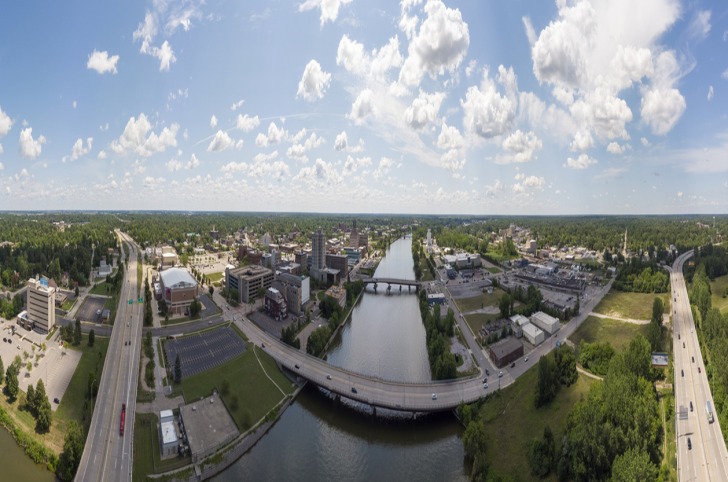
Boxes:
[75,295,108,323]
[163,326,246,378]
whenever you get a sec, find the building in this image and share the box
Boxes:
[273,273,310,316]
[427,293,446,305]
[527,239,537,253]
[311,229,325,272]
[159,410,179,458]
[349,219,359,248]
[264,287,288,320]
[326,254,349,280]
[294,251,309,273]
[487,337,524,368]
[225,265,274,303]
[455,253,482,269]
[178,394,239,464]
[26,277,56,332]
[530,311,560,335]
[99,260,112,277]
[522,323,545,346]
[509,314,529,338]
[159,268,199,315]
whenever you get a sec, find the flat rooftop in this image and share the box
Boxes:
[179,393,238,458]
[490,337,523,358]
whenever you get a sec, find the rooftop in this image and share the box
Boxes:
[159,268,197,289]
[179,393,239,458]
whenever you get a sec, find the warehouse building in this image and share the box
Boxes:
[487,337,524,368]
[159,409,179,458]
[530,311,560,335]
[522,323,545,346]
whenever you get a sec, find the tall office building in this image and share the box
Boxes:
[311,228,325,271]
[27,277,56,332]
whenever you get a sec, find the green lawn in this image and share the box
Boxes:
[464,313,500,338]
[456,288,508,313]
[207,272,224,283]
[133,413,190,482]
[593,290,669,320]
[89,281,111,296]
[570,316,650,353]
[478,367,597,480]
[179,346,295,431]
[710,275,728,314]
[61,299,76,311]
[486,266,501,274]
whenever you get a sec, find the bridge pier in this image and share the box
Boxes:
[399,285,402,292]
[373,283,377,293]
[386,284,392,294]
[372,406,377,417]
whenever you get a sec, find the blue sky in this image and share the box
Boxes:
[0,0,726,214]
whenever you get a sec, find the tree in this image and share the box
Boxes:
[56,420,84,481]
[5,363,19,400]
[74,318,82,346]
[0,356,4,385]
[88,329,95,347]
[74,285,79,297]
[651,297,664,325]
[499,293,512,319]
[208,285,214,297]
[535,355,559,408]
[610,448,658,482]
[36,398,52,432]
[174,353,182,383]
[189,299,201,317]
[26,384,36,415]
[158,299,168,316]
[529,425,556,478]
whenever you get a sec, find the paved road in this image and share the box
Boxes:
[76,231,143,482]
[673,251,728,482]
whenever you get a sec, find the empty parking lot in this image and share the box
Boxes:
[163,326,246,378]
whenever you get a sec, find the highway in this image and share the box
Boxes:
[672,250,728,482]
[75,231,143,482]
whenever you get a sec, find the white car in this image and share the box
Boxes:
[431,394,437,400]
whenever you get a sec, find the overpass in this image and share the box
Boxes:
[360,277,421,293]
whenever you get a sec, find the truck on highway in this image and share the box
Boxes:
[707,400,715,424]
[120,403,126,436]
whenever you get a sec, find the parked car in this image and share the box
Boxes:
[431,394,437,400]
[326,374,332,380]
[53,398,59,404]
[483,382,488,389]
[295,364,300,369]
[688,437,692,450]
[690,401,693,412]
[681,369,684,377]
[698,367,701,373]
[351,387,358,394]
[498,371,503,378]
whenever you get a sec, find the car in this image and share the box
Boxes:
[351,387,358,394]
[498,371,503,378]
[483,382,489,389]
[690,401,693,412]
[326,374,332,380]
[482,377,488,383]
[683,342,685,348]
[432,394,437,400]
[692,356,695,363]
[678,334,681,340]
[698,367,701,373]
[511,362,516,368]
[688,437,692,450]
[485,369,490,376]
[524,357,529,362]
[681,369,684,377]
[261,343,265,348]
[295,364,300,369]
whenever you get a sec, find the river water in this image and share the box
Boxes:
[0,427,55,481]
[215,236,468,482]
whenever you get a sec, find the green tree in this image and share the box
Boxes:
[499,293,512,319]
[56,420,84,481]
[0,356,4,385]
[88,329,95,347]
[610,448,658,482]
[189,299,201,317]
[651,297,664,325]
[74,285,79,297]
[4,362,19,400]
[463,419,488,480]
[26,384,36,415]
[36,397,52,432]
[73,318,82,346]
[529,425,556,478]
[535,355,559,407]
[174,353,182,383]
[158,299,168,316]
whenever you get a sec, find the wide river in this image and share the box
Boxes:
[214,236,468,481]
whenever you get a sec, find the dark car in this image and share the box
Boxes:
[690,401,693,412]
[510,362,516,368]
[295,364,300,369]
[698,367,701,373]
[53,397,60,404]
[681,369,684,377]
[678,334,681,340]
[351,387,358,394]
[692,356,695,363]
[688,437,692,450]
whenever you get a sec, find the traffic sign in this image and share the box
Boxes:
[128,299,132,305]
[138,297,143,303]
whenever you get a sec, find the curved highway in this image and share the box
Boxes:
[673,250,728,482]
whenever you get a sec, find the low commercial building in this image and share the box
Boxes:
[264,287,288,320]
[273,273,310,316]
[522,323,545,346]
[159,268,199,315]
[530,311,560,335]
[225,265,274,303]
[26,277,56,332]
[427,293,447,305]
[159,410,179,458]
[178,394,238,464]
[487,337,524,368]
[455,253,482,269]
[509,314,529,339]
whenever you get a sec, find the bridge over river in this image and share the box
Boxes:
[240,318,489,413]
[360,277,421,293]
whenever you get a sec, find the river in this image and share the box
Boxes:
[214,236,468,482]
[0,427,55,481]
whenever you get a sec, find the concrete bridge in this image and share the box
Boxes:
[360,277,421,293]
[240,319,488,413]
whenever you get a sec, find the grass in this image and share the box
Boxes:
[456,288,508,313]
[710,274,728,314]
[207,272,224,283]
[570,316,651,353]
[133,412,190,482]
[179,346,294,431]
[61,299,76,311]
[660,393,677,481]
[464,313,500,338]
[478,367,597,480]
[593,290,670,320]
[89,281,111,296]
[486,266,501,274]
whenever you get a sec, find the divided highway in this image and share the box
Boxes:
[75,232,143,482]
[672,250,728,482]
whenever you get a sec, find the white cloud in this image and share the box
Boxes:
[641,137,651,147]
[294,158,340,185]
[607,142,625,154]
[0,107,12,137]
[63,137,93,162]
[404,90,445,130]
[677,191,683,198]
[297,59,332,101]
[236,114,260,132]
[255,122,287,147]
[398,0,470,88]
[570,88,633,140]
[465,59,477,77]
[210,115,218,128]
[707,86,714,101]
[441,149,465,176]
[287,132,324,162]
[348,89,375,124]
[343,155,372,175]
[570,129,594,152]
[496,130,542,164]
[166,159,183,172]
[207,130,234,152]
[19,127,46,159]
[110,113,179,157]
[86,50,119,74]
[231,99,245,111]
[334,131,348,151]
[132,11,177,71]
[640,86,686,135]
[522,16,536,46]
[436,121,463,150]
[97,150,107,160]
[188,154,200,169]
[298,0,352,26]
[372,156,395,180]
[512,175,545,193]
[564,153,597,169]
[336,34,403,81]
[72,100,77,109]
[722,69,728,80]
[461,68,515,139]
[688,10,711,40]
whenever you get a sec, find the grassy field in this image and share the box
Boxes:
[180,346,295,431]
[89,281,111,296]
[61,299,76,311]
[207,271,224,283]
[456,288,508,313]
[710,275,728,314]
[486,266,501,274]
[464,313,500,338]
[478,367,597,480]
[593,290,669,320]
[570,316,650,353]
[133,412,190,482]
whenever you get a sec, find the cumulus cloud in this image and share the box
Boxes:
[348,89,375,124]
[210,115,218,128]
[336,34,403,80]
[570,88,632,140]
[677,191,683,198]
[236,114,260,132]
[298,0,352,26]
[607,142,625,154]
[461,68,515,139]
[287,131,324,162]
[570,129,594,152]
[207,130,234,152]
[404,90,445,130]
[132,12,177,71]
[641,137,650,147]
[707,86,714,101]
[63,137,93,162]
[87,50,119,74]
[297,59,332,101]
[97,150,107,160]
[496,130,542,164]
[294,158,341,185]
[513,175,545,193]
[0,107,12,137]
[19,127,46,159]
[398,0,470,88]
[688,10,711,40]
[255,122,287,147]
[640,87,685,135]
[334,131,348,151]
[343,155,372,175]
[436,121,463,150]
[564,153,597,169]
[372,156,395,180]
[110,113,179,157]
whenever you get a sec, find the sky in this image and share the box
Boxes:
[0,0,726,215]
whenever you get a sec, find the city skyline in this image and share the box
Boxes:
[0,1,726,215]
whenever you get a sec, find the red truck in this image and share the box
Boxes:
[120,403,126,436]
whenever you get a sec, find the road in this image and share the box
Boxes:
[672,250,728,482]
[75,231,143,482]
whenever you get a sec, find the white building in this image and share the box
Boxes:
[530,311,560,335]
[159,409,178,457]
[26,277,56,332]
[522,322,545,346]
